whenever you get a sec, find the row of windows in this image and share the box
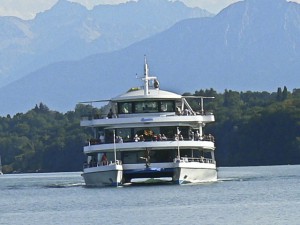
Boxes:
[117,100,175,114]
[102,126,190,143]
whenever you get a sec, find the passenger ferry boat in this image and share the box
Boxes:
[80,58,217,186]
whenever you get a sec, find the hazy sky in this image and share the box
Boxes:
[0,0,299,20]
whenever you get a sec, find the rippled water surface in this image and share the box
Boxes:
[1,165,300,225]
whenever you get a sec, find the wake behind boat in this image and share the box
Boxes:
[80,58,217,187]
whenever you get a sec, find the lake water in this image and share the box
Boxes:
[0,165,300,225]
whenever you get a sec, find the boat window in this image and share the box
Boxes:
[122,152,139,164]
[135,101,158,113]
[104,129,115,143]
[101,126,192,144]
[118,101,175,114]
[159,100,175,112]
[160,127,177,139]
[118,102,133,114]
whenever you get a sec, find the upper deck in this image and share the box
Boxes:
[81,112,214,128]
[80,57,215,129]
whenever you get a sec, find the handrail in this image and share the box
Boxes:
[83,160,122,169]
[81,110,214,121]
[86,134,215,146]
[174,157,215,164]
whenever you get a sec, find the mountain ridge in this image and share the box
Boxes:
[0,0,300,115]
[0,0,211,87]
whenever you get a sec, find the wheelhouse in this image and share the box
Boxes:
[117,100,175,114]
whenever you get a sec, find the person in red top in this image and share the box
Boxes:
[101,153,108,165]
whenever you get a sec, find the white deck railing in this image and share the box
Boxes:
[174,157,215,164]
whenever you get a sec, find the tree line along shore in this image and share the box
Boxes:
[0,87,299,173]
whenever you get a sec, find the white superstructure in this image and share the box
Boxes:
[80,58,217,186]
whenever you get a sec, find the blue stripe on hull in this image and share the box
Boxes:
[123,168,174,180]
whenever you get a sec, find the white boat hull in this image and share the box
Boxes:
[82,161,216,186]
[173,162,217,184]
[82,164,123,187]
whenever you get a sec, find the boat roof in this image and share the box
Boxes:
[111,88,182,102]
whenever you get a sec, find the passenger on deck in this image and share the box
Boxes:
[116,136,123,143]
[89,157,96,167]
[139,135,145,142]
[154,79,159,89]
[179,134,184,141]
[161,134,167,141]
[184,109,190,115]
[99,133,105,143]
[189,130,194,141]
[107,109,113,118]
[200,156,204,163]
[101,153,108,165]
[174,134,179,141]
[176,107,182,115]
[157,134,162,141]
[195,131,200,141]
[134,134,140,142]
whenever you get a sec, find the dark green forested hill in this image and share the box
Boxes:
[0,103,92,173]
[1,87,300,173]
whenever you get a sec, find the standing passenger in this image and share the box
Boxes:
[101,153,108,165]
[107,109,113,118]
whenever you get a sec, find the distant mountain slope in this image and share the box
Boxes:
[1,0,300,115]
[0,0,211,87]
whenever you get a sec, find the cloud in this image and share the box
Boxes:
[69,0,135,9]
[0,0,58,19]
[178,0,240,13]
[1,0,300,20]
[0,0,133,18]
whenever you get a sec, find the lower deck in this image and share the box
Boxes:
[83,156,217,186]
[85,148,215,167]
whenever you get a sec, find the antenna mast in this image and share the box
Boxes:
[144,56,149,95]
[142,56,157,95]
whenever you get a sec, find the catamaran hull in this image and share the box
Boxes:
[82,165,123,187]
[122,162,217,185]
[82,163,217,186]
[173,163,217,184]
